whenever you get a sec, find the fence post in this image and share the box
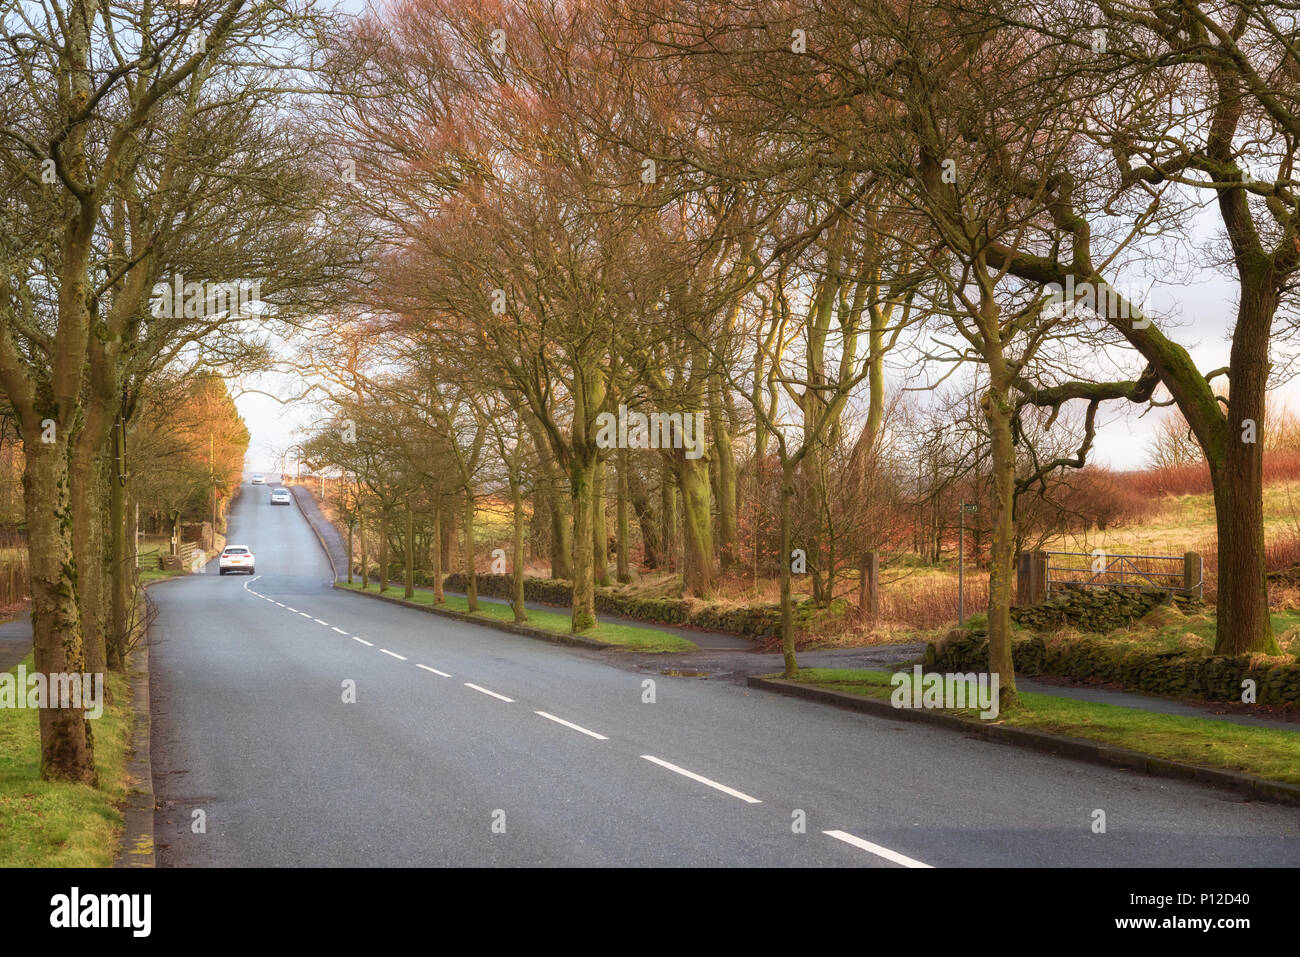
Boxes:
[1016,551,1048,606]
[1184,551,1203,599]
[859,551,879,618]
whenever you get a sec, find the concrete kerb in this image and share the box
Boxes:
[333,582,612,651]
[747,676,1300,808]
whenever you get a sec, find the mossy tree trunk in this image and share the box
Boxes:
[25,437,96,783]
[569,457,597,632]
[592,458,610,586]
[676,452,714,598]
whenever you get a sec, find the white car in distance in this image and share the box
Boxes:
[270,488,291,506]
[250,473,265,485]
[219,546,255,575]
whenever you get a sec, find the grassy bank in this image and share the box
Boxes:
[0,653,133,866]
[783,667,1300,785]
[338,581,698,652]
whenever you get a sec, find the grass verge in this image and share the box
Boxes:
[338,581,697,652]
[0,653,133,866]
[783,667,1300,786]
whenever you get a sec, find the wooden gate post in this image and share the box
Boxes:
[1017,551,1048,606]
[859,551,880,618]
[1183,551,1202,599]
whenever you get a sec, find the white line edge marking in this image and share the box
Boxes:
[275,602,285,607]
[640,755,761,804]
[416,664,451,677]
[464,682,513,703]
[313,618,329,625]
[285,606,297,612]
[822,830,933,868]
[331,627,347,634]
[299,612,311,618]
[379,649,407,660]
[351,636,374,646]
[535,711,607,740]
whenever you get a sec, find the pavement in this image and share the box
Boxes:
[143,478,1300,866]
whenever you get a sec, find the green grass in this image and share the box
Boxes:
[338,581,698,653]
[0,654,133,866]
[784,667,1300,785]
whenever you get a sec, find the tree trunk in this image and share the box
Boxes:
[616,447,632,583]
[778,461,798,677]
[404,502,414,599]
[431,505,444,603]
[70,433,107,678]
[25,439,96,783]
[660,462,678,573]
[529,480,550,562]
[980,360,1019,711]
[711,376,738,572]
[627,462,661,568]
[592,458,609,586]
[378,508,389,593]
[462,490,477,612]
[1210,297,1275,652]
[359,503,368,589]
[569,458,597,632]
[511,475,526,622]
[107,414,129,672]
[677,453,714,598]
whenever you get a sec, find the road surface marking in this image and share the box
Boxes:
[275,602,285,607]
[535,711,607,740]
[351,637,374,646]
[331,627,347,634]
[299,612,312,618]
[464,683,514,703]
[285,606,298,612]
[314,618,329,626]
[416,664,451,677]
[640,755,761,804]
[822,830,933,868]
[379,649,407,660]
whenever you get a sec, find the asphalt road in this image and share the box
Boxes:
[148,480,1300,867]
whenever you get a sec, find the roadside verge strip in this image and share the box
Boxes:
[113,638,155,867]
[332,582,612,651]
[747,676,1300,808]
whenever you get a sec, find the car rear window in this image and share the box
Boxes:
[225,548,248,555]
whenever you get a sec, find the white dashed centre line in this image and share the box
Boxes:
[535,711,607,740]
[351,637,374,647]
[640,755,761,804]
[416,664,451,677]
[313,618,329,626]
[822,830,933,868]
[331,627,347,634]
[464,683,513,703]
[298,612,311,618]
[379,649,407,661]
[275,602,285,607]
[285,606,298,612]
